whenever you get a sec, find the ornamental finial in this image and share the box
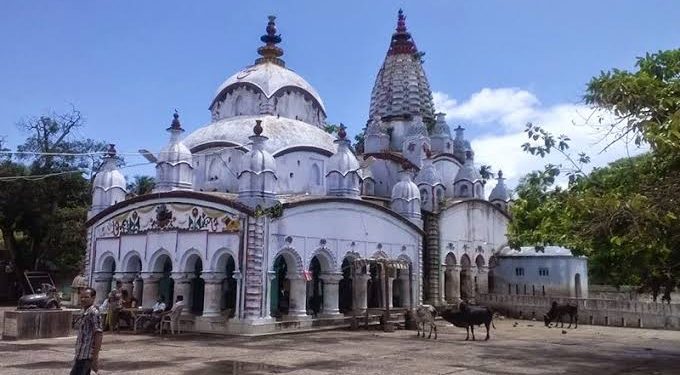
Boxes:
[254,119,263,136]
[388,9,416,56]
[105,144,117,158]
[167,110,184,132]
[338,123,347,140]
[498,170,504,179]
[256,15,285,66]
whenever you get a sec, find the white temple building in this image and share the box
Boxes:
[84,12,511,334]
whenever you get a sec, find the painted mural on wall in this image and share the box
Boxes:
[96,203,241,237]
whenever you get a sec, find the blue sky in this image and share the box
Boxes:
[1,1,678,185]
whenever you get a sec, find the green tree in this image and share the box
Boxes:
[126,175,156,197]
[508,49,680,296]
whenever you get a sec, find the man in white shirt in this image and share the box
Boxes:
[152,297,166,313]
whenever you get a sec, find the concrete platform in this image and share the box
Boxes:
[2,309,76,341]
[1,319,680,374]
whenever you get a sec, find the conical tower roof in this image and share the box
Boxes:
[368,9,435,123]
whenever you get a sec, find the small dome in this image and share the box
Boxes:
[328,133,360,176]
[432,113,451,136]
[454,151,480,182]
[391,171,421,202]
[239,143,276,176]
[71,274,88,288]
[489,170,510,202]
[93,166,126,191]
[158,141,192,165]
[415,158,443,187]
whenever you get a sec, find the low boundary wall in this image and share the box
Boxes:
[477,294,680,330]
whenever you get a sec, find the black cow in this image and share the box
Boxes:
[544,301,578,328]
[440,302,495,341]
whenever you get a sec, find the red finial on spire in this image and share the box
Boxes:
[387,9,417,56]
[167,110,184,132]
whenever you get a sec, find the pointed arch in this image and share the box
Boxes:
[445,252,457,266]
[210,247,239,272]
[148,248,173,273]
[121,251,143,273]
[460,253,472,269]
[475,254,486,268]
[98,252,117,273]
[271,246,304,274]
[310,247,337,272]
[180,248,204,273]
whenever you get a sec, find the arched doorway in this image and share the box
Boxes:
[575,273,582,298]
[124,254,143,304]
[444,252,458,302]
[307,257,324,316]
[367,263,382,308]
[460,254,472,301]
[488,256,498,294]
[157,256,174,307]
[338,258,353,314]
[187,255,205,315]
[270,255,289,318]
[475,255,486,295]
[219,255,237,317]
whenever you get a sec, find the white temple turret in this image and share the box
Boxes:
[391,166,422,226]
[90,144,127,216]
[415,150,445,213]
[453,151,484,198]
[326,125,361,198]
[401,115,430,168]
[452,125,470,162]
[430,113,453,155]
[489,170,510,211]
[364,116,390,154]
[154,111,194,192]
[238,120,278,208]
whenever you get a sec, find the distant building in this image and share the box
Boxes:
[490,246,588,298]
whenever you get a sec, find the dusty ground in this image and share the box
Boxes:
[1,318,679,375]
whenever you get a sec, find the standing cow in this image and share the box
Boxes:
[544,301,578,328]
[440,302,495,341]
[412,304,438,339]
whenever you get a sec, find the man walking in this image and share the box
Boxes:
[71,287,103,375]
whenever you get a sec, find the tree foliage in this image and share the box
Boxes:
[508,49,680,299]
[0,108,106,276]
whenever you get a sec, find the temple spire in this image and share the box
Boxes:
[388,9,417,56]
[256,15,285,67]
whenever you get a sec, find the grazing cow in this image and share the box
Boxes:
[544,301,578,328]
[412,304,438,339]
[440,302,495,341]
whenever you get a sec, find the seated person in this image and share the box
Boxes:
[146,295,185,332]
[118,290,137,328]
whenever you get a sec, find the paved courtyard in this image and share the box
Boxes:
[1,318,680,375]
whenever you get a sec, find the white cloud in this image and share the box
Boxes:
[433,88,647,193]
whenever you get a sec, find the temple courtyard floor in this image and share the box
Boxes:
[1,318,680,375]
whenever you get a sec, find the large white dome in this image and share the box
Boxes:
[183,115,336,155]
[212,62,325,113]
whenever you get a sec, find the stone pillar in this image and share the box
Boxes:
[353,273,370,313]
[398,272,411,308]
[287,275,308,318]
[233,271,243,320]
[93,273,113,305]
[140,273,161,308]
[133,277,144,304]
[171,272,192,314]
[386,277,395,308]
[319,273,343,316]
[243,216,265,320]
[202,272,227,318]
[265,272,276,319]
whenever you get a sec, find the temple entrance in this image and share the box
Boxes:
[444,252,457,303]
[459,254,473,301]
[158,257,174,307]
[366,263,382,308]
[270,256,289,317]
[220,256,237,317]
[189,257,204,315]
[307,257,323,316]
[338,258,353,314]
